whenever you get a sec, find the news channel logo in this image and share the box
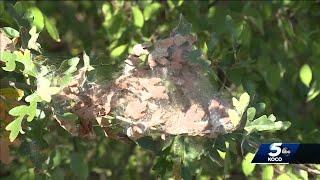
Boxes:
[267,143,291,162]
[251,143,299,164]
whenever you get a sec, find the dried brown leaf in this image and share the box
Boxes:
[156,37,174,49]
[156,57,169,65]
[0,32,15,52]
[173,34,187,46]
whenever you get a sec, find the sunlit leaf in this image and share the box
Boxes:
[2,27,19,38]
[299,64,312,87]
[232,92,250,115]
[9,104,36,122]
[0,51,16,71]
[208,149,223,167]
[268,114,276,122]
[242,153,255,176]
[239,92,250,113]
[110,44,127,58]
[15,49,38,77]
[57,74,73,87]
[131,6,144,28]
[44,16,60,42]
[83,51,94,71]
[25,93,42,103]
[227,109,240,127]
[102,3,112,21]
[245,115,291,133]
[262,166,274,180]
[60,57,80,75]
[36,109,45,119]
[203,42,208,55]
[143,3,161,21]
[28,26,41,51]
[246,107,256,122]
[5,92,40,142]
[5,116,24,142]
[276,174,291,180]
[307,83,320,102]
[297,169,308,180]
[36,77,61,102]
[27,7,44,32]
[167,0,184,9]
[217,150,226,159]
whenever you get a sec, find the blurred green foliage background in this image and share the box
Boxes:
[1,0,320,179]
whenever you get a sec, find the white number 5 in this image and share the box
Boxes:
[268,143,282,157]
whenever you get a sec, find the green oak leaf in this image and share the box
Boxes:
[2,27,20,38]
[245,115,291,134]
[28,26,41,51]
[9,103,36,122]
[228,92,251,127]
[0,51,16,71]
[5,92,44,142]
[232,92,250,115]
[61,57,80,75]
[227,109,241,127]
[6,100,38,141]
[15,49,38,77]
[57,74,73,87]
[25,92,43,103]
[36,76,61,102]
[5,116,24,142]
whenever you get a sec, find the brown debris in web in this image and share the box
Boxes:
[125,100,147,119]
[54,25,236,141]
[0,32,16,52]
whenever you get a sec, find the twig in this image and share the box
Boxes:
[115,115,136,124]
[295,164,320,175]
